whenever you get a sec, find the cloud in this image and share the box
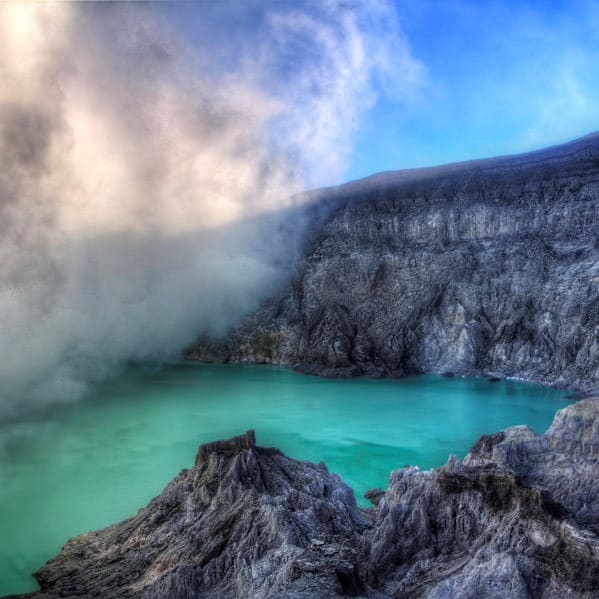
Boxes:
[0,1,422,413]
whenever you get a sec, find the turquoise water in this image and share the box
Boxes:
[0,364,570,595]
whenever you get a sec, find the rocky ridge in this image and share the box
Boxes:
[189,133,599,390]
[13,397,599,598]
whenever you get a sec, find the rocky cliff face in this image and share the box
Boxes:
[189,133,599,390]
[15,397,599,598]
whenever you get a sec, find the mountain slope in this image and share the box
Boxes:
[189,133,599,390]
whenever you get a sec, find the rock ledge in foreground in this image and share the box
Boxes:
[12,399,599,598]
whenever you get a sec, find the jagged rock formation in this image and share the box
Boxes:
[362,397,599,598]
[16,398,599,598]
[189,133,599,390]
[22,430,369,599]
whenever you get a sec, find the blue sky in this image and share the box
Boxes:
[347,0,599,181]
[161,0,599,186]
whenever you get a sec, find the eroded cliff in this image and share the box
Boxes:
[189,133,599,390]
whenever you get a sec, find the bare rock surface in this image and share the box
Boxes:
[20,429,368,599]
[12,398,599,598]
[362,398,599,598]
[188,133,599,390]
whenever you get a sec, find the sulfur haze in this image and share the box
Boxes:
[0,1,422,411]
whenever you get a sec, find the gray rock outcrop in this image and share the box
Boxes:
[362,397,599,598]
[188,133,599,390]
[14,397,599,598]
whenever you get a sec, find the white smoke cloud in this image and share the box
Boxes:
[0,1,423,411]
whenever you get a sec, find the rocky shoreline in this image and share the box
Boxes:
[7,135,598,598]
[11,396,599,598]
[188,133,599,391]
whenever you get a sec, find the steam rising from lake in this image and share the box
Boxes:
[0,1,422,410]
